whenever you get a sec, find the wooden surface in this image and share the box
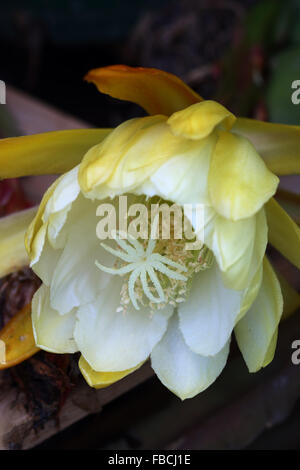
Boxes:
[35,310,300,450]
[6,85,89,134]
[0,362,153,450]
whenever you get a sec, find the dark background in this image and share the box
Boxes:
[1,0,300,129]
[0,0,300,450]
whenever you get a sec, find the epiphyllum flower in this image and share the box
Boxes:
[0,67,300,399]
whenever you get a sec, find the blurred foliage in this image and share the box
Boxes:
[267,48,300,124]
[244,0,292,47]
[0,0,299,126]
[216,0,300,124]
[291,0,300,45]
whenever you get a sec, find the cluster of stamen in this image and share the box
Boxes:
[96,208,213,314]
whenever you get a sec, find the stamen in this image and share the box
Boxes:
[95,203,213,312]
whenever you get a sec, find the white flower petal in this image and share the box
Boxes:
[178,261,244,356]
[74,277,173,372]
[31,205,76,286]
[43,165,80,220]
[203,207,267,290]
[32,284,78,353]
[47,208,70,250]
[148,133,216,205]
[29,222,47,267]
[50,197,113,314]
[30,166,81,280]
[151,314,230,400]
[32,234,62,285]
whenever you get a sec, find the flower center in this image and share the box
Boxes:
[96,202,213,313]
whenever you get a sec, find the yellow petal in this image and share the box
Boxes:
[208,131,279,220]
[233,118,300,175]
[0,207,37,278]
[32,285,78,353]
[0,129,111,178]
[0,303,39,370]
[79,115,205,198]
[167,101,236,140]
[236,264,263,324]
[266,198,300,270]
[262,329,278,368]
[78,355,143,389]
[208,208,268,291]
[79,115,166,194]
[85,65,202,116]
[235,257,283,372]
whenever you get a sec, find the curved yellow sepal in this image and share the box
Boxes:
[0,129,111,179]
[0,207,37,279]
[236,264,263,324]
[235,257,283,373]
[233,118,300,175]
[85,65,202,116]
[266,198,300,270]
[167,100,236,140]
[0,303,39,370]
[78,115,184,196]
[79,355,144,389]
